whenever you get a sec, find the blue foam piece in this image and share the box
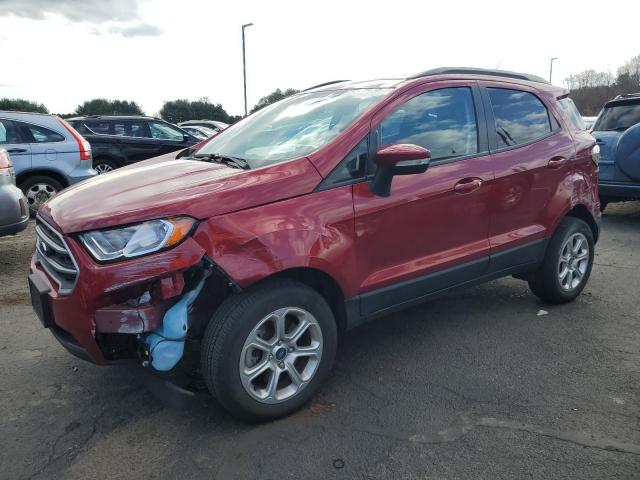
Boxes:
[144,274,208,372]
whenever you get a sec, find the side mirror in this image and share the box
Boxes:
[183,133,192,142]
[370,143,431,197]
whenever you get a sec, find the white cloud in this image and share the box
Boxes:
[0,0,638,117]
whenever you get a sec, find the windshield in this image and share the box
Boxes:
[196,89,389,168]
[593,102,640,132]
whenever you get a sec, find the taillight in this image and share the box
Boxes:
[0,149,11,169]
[0,149,15,180]
[19,197,27,218]
[58,118,92,161]
[591,144,600,165]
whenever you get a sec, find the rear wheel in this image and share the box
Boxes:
[19,176,63,217]
[201,279,337,421]
[93,158,118,174]
[528,217,594,304]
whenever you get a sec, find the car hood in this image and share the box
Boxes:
[41,156,323,234]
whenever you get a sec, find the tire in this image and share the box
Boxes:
[93,158,118,174]
[528,217,594,304]
[19,176,64,217]
[201,279,337,422]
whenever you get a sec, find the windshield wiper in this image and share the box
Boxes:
[192,153,251,170]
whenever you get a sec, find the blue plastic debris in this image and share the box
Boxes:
[144,272,209,371]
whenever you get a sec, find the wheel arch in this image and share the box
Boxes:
[17,169,69,188]
[261,267,348,333]
[565,204,600,242]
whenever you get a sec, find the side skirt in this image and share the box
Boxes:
[345,238,547,330]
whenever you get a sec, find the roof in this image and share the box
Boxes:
[67,115,159,121]
[606,93,640,106]
[409,67,549,84]
[303,68,557,95]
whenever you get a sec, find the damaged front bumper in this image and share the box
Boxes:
[29,228,236,367]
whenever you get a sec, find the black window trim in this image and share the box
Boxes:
[480,86,561,154]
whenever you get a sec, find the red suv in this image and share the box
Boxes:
[29,68,601,420]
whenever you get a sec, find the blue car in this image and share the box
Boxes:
[0,111,97,215]
[591,93,640,210]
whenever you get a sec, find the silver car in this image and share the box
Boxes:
[0,111,96,215]
[0,149,29,237]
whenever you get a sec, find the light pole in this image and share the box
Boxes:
[242,23,253,117]
[549,57,557,83]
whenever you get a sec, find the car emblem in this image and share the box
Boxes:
[275,347,287,361]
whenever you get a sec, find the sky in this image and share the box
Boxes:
[0,0,638,117]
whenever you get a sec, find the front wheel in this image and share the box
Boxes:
[528,217,594,304]
[201,279,337,421]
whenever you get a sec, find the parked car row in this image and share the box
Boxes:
[28,67,602,420]
[68,116,201,173]
[0,111,96,216]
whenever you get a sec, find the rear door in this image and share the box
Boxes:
[352,81,494,316]
[111,119,159,163]
[479,82,575,261]
[15,121,74,176]
[0,118,32,174]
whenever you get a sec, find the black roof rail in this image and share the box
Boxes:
[408,67,549,84]
[302,80,350,92]
[613,92,640,99]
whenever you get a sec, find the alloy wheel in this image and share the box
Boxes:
[94,163,114,174]
[558,232,590,291]
[239,307,323,404]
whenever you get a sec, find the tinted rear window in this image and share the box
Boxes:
[593,102,640,132]
[488,88,552,148]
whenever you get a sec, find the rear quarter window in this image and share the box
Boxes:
[16,122,65,143]
[558,98,585,130]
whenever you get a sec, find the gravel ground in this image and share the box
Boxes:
[0,204,639,480]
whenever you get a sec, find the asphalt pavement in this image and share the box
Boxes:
[1,203,639,479]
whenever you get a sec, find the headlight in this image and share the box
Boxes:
[80,217,195,262]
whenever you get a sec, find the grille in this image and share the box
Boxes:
[35,217,78,295]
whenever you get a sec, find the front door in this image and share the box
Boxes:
[352,82,494,316]
[0,119,32,175]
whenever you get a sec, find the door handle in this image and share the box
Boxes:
[454,177,483,194]
[6,148,27,154]
[547,156,568,169]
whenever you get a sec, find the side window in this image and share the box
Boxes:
[84,120,111,135]
[149,121,184,140]
[20,123,65,143]
[323,137,368,187]
[488,88,552,148]
[129,121,148,138]
[380,87,479,161]
[0,119,23,144]
[112,121,126,136]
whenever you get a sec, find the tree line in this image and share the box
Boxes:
[564,54,640,115]
[0,88,300,125]
[9,54,637,122]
